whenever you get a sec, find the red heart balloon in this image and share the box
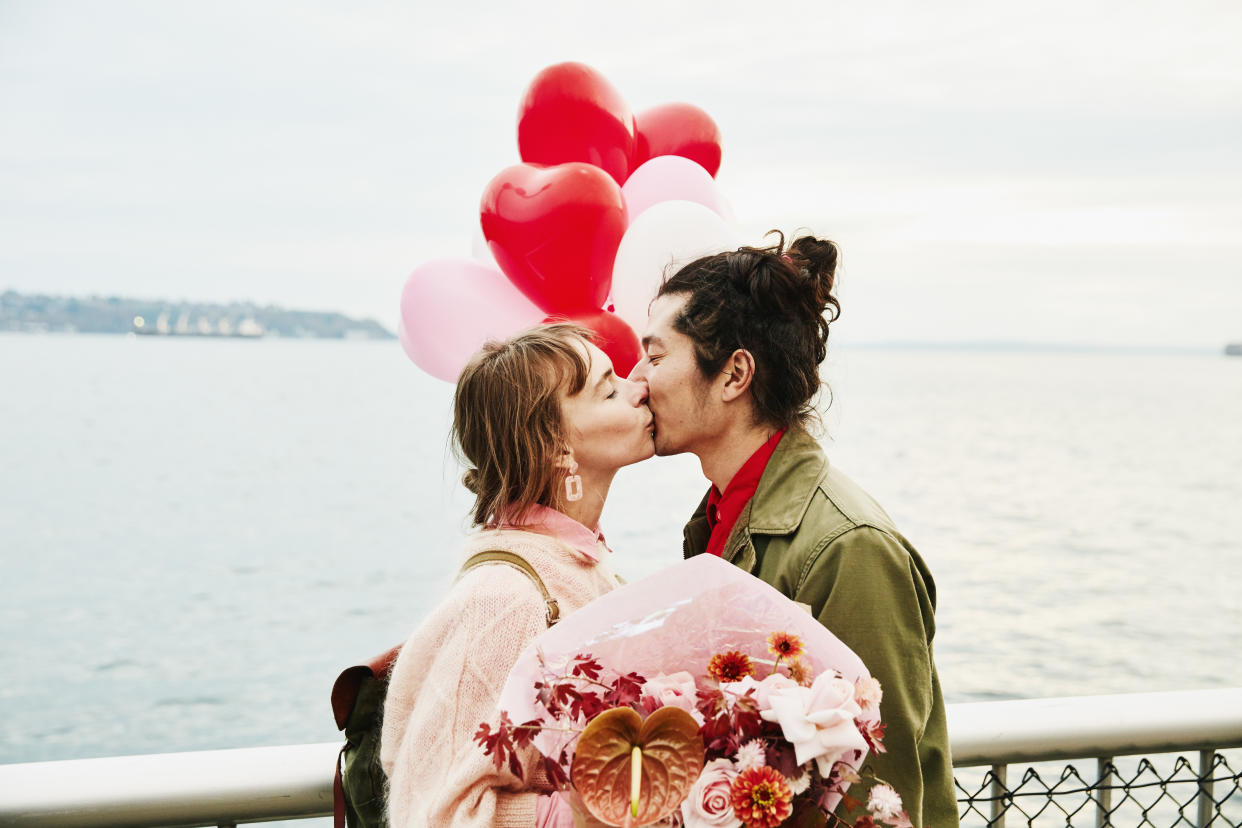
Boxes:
[633,102,723,178]
[543,309,641,378]
[518,62,636,186]
[481,162,627,315]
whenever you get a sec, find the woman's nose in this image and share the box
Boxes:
[624,377,649,406]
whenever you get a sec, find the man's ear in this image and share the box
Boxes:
[720,349,756,403]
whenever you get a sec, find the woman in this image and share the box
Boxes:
[379,323,654,827]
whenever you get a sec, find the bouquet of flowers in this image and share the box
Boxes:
[475,555,913,828]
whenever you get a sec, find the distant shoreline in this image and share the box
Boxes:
[0,290,395,341]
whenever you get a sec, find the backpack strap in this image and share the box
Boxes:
[331,644,402,732]
[459,550,560,627]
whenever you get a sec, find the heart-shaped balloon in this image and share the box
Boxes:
[398,258,545,382]
[633,103,723,178]
[542,310,641,378]
[481,162,627,315]
[571,706,705,827]
[518,62,636,186]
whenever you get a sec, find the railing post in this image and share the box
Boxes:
[1095,756,1112,828]
[1197,749,1215,828]
[990,763,1007,828]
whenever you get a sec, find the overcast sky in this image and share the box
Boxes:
[1,1,1239,346]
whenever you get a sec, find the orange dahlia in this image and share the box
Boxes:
[730,766,794,828]
[707,650,754,682]
[767,631,805,661]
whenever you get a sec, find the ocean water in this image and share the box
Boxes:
[1,334,1239,765]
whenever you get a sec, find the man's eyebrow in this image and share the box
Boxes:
[641,335,663,349]
[594,368,614,392]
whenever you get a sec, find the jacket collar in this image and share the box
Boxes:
[746,426,829,534]
[683,426,829,562]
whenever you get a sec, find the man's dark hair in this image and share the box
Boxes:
[656,230,840,429]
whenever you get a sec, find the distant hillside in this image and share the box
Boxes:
[0,291,395,340]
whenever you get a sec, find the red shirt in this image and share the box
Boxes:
[704,428,786,557]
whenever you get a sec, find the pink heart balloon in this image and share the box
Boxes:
[399,258,545,383]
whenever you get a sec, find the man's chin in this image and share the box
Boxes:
[653,436,686,458]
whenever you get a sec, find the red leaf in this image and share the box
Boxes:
[604,671,646,707]
[570,654,603,681]
[543,754,570,789]
[507,749,525,781]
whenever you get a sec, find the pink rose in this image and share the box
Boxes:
[680,758,738,828]
[641,671,705,726]
[759,670,867,775]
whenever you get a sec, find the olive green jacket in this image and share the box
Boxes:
[683,428,958,828]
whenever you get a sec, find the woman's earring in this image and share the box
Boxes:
[565,461,583,502]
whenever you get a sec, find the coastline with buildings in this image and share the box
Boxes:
[0,291,395,340]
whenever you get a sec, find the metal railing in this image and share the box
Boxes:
[1,688,1239,827]
[946,688,1242,827]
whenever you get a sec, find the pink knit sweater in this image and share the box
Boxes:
[379,523,618,828]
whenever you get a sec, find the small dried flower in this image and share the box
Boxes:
[734,739,766,772]
[786,765,812,795]
[730,766,794,828]
[854,676,883,713]
[868,784,904,821]
[767,631,805,661]
[786,659,813,686]
[708,650,754,682]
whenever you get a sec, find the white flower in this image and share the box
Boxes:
[722,671,799,711]
[854,676,883,714]
[868,784,904,820]
[759,670,867,776]
[734,739,766,772]
[680,758,738,828]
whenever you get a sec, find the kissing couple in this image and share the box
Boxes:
[378,231,958,828]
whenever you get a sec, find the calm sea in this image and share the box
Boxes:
[1,334,1239,764]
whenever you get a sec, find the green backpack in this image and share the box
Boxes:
[330,551,561,828]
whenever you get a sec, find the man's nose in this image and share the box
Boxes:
[628,360,648,382]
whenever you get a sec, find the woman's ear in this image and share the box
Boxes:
[720,349,756,403]
[552,446,577,471]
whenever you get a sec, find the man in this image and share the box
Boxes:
[629,236,958,827]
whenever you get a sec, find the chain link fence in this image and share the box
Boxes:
[955,748,1242,827]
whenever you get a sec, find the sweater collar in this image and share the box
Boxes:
[497,503,606,562]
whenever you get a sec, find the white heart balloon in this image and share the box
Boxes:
[610,200,738,336]
[621,155,728,225]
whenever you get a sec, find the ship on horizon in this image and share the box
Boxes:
[131,312,264,338]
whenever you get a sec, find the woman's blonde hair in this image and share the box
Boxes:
[452,323,594,527]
